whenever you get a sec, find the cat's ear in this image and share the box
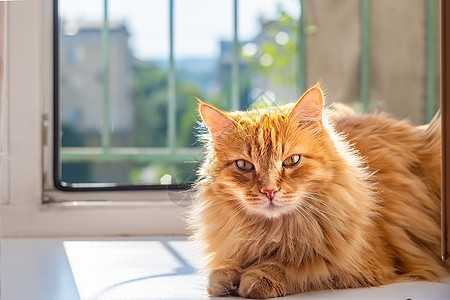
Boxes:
[289,84,324,126]
[197,98,233,138]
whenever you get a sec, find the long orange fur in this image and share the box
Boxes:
[189,85,449,298]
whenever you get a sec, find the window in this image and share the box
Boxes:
[1,0,445,237]
[55,0,303,190]
[55,0,440,193]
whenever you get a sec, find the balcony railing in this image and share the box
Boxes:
[57,0,437,179]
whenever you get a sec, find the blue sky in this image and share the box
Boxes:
[60,0,300,60]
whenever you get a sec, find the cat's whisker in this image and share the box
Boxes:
[301,202,340,232]
[299,193,381,242]
[296,193,348,229]
[301,193,350,222]
[301,197,342,219]
[298,202,334,225]
[292,204,315,229]
[302,193,365,226]
[292,202,341,252]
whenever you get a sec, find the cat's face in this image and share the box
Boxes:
[199,86,334,219]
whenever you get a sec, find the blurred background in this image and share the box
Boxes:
[57,0,440,188]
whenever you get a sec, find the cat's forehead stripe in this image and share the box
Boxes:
[234,110,288,162]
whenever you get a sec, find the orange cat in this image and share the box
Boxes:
[189,84,448,298]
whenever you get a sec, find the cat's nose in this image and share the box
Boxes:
[260,188,279,201]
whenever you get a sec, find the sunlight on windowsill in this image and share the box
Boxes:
[2,238,450,300]
[63,239,207,299]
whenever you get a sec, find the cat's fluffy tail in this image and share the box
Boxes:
[327,103,356,121]
[421,111,441,145]
[417,111,442,203]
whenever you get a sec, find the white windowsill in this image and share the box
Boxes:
[2,237,450,300]
[1,199,189,237]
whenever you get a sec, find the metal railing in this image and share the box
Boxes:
[60,0,438,168]
[60,0,308,165]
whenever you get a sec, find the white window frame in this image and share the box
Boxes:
[0,0,190,237]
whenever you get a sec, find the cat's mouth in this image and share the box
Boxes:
[266,201,282,209]
[253,199,290,218]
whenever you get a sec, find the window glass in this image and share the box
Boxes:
[56,0,440,190]
[239,0,301,107]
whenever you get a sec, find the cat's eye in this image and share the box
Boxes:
[235,160,255,172]
[283,155,301,167]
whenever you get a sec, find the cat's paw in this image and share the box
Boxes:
[239,267,288,299]
[207,268,241,296]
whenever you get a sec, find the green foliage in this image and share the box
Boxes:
[132,66,169,147]
[132,65,203,148]
[176,82,200,148]
[241,4,301,90]
[130,64,206,184]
